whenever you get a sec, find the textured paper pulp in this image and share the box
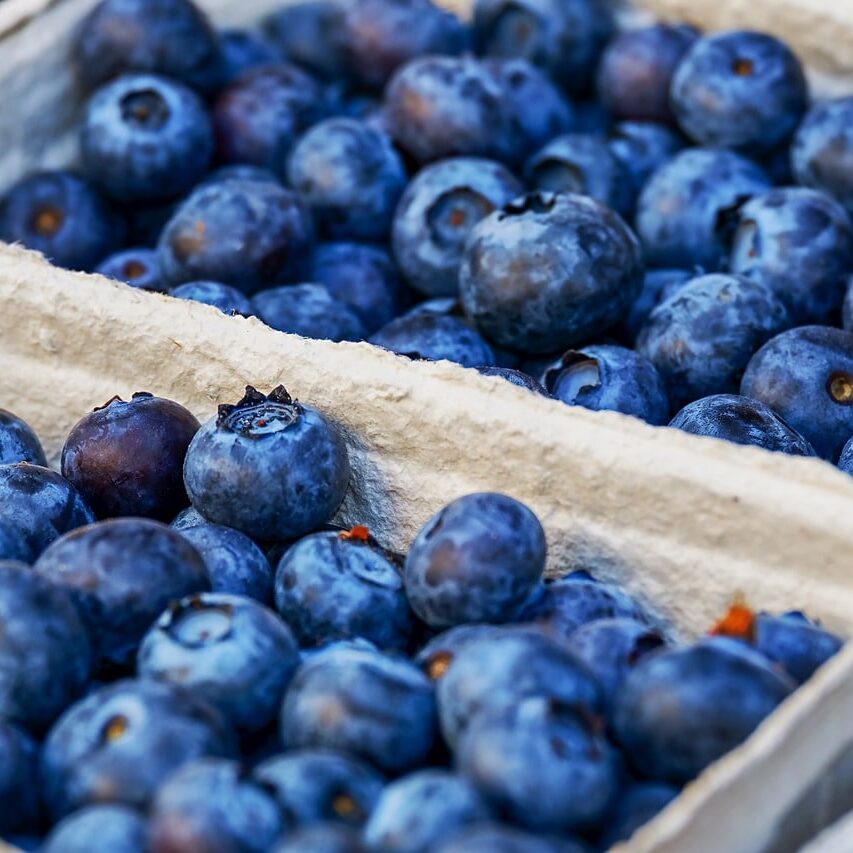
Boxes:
[0,1,852,852]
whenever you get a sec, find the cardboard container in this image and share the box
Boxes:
[0,2,852,851]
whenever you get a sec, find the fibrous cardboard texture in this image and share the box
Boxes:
[0,1,852,851]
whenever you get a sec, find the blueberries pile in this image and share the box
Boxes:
[1,0,853,468]
[0,386,845,851]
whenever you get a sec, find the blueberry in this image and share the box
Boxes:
[138,593,298,732]
[637,273,790,410]
[843,275,853,332]
[253,749,384,827]
[404,493,545,628]
[200,164,282,188]
[370,312,496,367]
[384,56,515,165]
[475,366,548,394]
[73,0,223,95]
[414,623,506,679]
[636,148,771,270]
[617,269,694,346]
[287,118,406,242]
[472,0,614,95]
[740,326,853,460]
[791,97,853,218]
[460,192,644,354]
[120,198,178,248]
[671,31,807,153]
[0,521,31,562]
[566,618,666,717]
[669,394,817,456]
[275,527,413,650]
[309,243,400,333]
[253,284,367,342]
[81,74,213,203]
[219,29,281,85]
[177,524,273,602]
[41,678,235,819]
[525,134,632,217]
[435,823,590,853]
[436,627,602,747]
[171,505,208,531]
[729,187,853,324]
[0,170,124,271]
[607,121,685,215]
[33,518,208,669]
[264,1,345,80]
[61,392,200,521]
[364,770,492,852]
[336,0,468,90]
[0,721,39,833]
[148,758,283,852]
[0,463,95,560]
[96,247,163,291]
[0,562,92,733]
[169,281,254,315]
[613,638,795,783]
[183,386,350,541]
[273,824,366,853]
[597,782,680,848]
[516,576,649,637]
[543,344,670,424]
[0,408,46,465]
[41,805,147,853]
[573,98,612,135]
[213,64,327,172]
[753,611,843,684]
[457,697,619,833]
[392,157,522,298]
[157,179,314,293]
[280,645,438,773]
[839,436,853,476]
[484,58,575,163]
[597,24,699,125]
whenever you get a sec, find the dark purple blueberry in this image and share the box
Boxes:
[183,386,350,541]
[0,408,46,466]
[475,366,548,395]
[636,148,771,270]
[384,56,516,165]
[61,392,200,521]
[544,345,670,424]
[96,247,163,291]
[73,0,223,95]
[0,563,92,732]
[169,280,254,315]
[370,312,496,367]
[740,325,853,460]
[309,243,400,333]
[613,638,795,783]
[263,1,346,80]
[460,192,644,354]
[0,170,124,272]
[525,133,632,217]
[41,805,148,853]
[40,679,236,820]
[213,64,327,172]
[139,593,300,731]
[81,74,213,204]
[336,0,469,90]
[253,284,366,342]
[617,268,694,346]
[286,118,406,241]
[597,24,699,125]
[392,157,522,298]
[753,611,843,684]
[637,273,790,410]
[120,198,177,248]
[473,0,614,95]
[457,697,619,832]
[33,518,209,669]
[597,782,680,848]
[670,394,816,456]
[791,97,853,218]
[0,522,31,563]
[219,29,281,85]
[729,187,853,325]
[671,31,808,154]
[157,179,314,294]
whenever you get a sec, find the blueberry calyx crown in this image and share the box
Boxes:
[93,390,154,411]
[217,385,303,437]
[542,350,602,396]
[500,191,558,219]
